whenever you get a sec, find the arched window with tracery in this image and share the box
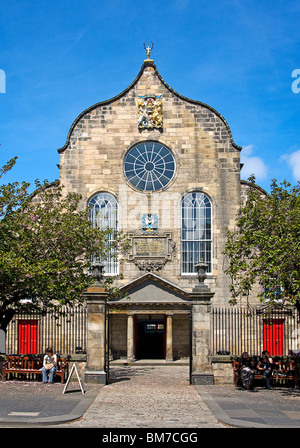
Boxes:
[181,192,212,274]
[88,192,118,275]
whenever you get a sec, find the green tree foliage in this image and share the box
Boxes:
[0,158,127,332]
[224,176,300,315]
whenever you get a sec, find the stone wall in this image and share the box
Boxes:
[109,314,127,359]
[211,356,234,384]
[172,314,189,359]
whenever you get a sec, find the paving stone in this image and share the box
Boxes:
[67,365,225,428]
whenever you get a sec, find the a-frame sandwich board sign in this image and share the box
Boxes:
[62,362,85,395]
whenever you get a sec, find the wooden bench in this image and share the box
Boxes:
[2,355,68,383]
[233,358,298,388]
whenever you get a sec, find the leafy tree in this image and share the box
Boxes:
[0,158,126,332]
[224,176,300,316]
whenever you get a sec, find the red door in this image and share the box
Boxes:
[263,319,284,356]
[18,320,39,354]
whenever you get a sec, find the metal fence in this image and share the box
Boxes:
[5,304,300,358]
[5,304,87,355]
[211,307,300,357]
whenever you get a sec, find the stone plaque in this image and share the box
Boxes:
[128,232,175,271]
[134,238,165,256]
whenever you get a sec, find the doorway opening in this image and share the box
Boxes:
[135,317,165,359]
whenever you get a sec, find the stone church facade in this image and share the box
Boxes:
[56,52,253,383]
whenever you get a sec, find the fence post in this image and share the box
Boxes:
[83,286,108,384]
[189,277,214,385]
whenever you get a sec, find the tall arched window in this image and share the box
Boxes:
[181,192,212,274]
[88,192,118,275]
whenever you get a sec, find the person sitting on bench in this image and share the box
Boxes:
[42,347,57,384]
[239,352,255,390]
[257,350,273,389]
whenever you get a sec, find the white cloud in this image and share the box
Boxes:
[240,145,268,181]
[281,149,300,181]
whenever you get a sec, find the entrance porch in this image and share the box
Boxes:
[109,310,190,363]
[108,272,192,364]
[84,272,214,384]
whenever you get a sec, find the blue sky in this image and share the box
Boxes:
[1,0,300,193]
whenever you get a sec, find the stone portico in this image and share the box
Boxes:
[84,271,214,385]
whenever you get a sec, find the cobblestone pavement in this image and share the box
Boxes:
[65,365,227,428]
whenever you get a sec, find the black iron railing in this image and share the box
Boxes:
[5,304,87,355]
[5,304,300,359]
[211,307,300,357]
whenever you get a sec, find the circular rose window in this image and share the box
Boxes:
[124,142,175,192]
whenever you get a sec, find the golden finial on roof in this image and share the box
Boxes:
[144,42,154,62]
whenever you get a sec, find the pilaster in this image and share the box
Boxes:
[84,286,108,384]
[189,278,215,385]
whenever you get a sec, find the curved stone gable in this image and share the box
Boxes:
[58,60,241,155]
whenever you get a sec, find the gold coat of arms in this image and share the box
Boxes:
[138,95,163,129]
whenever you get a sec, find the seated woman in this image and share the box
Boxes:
[257,350,273,389]
[238,352,255,390]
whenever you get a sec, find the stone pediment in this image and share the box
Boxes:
[116,273,190,304]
